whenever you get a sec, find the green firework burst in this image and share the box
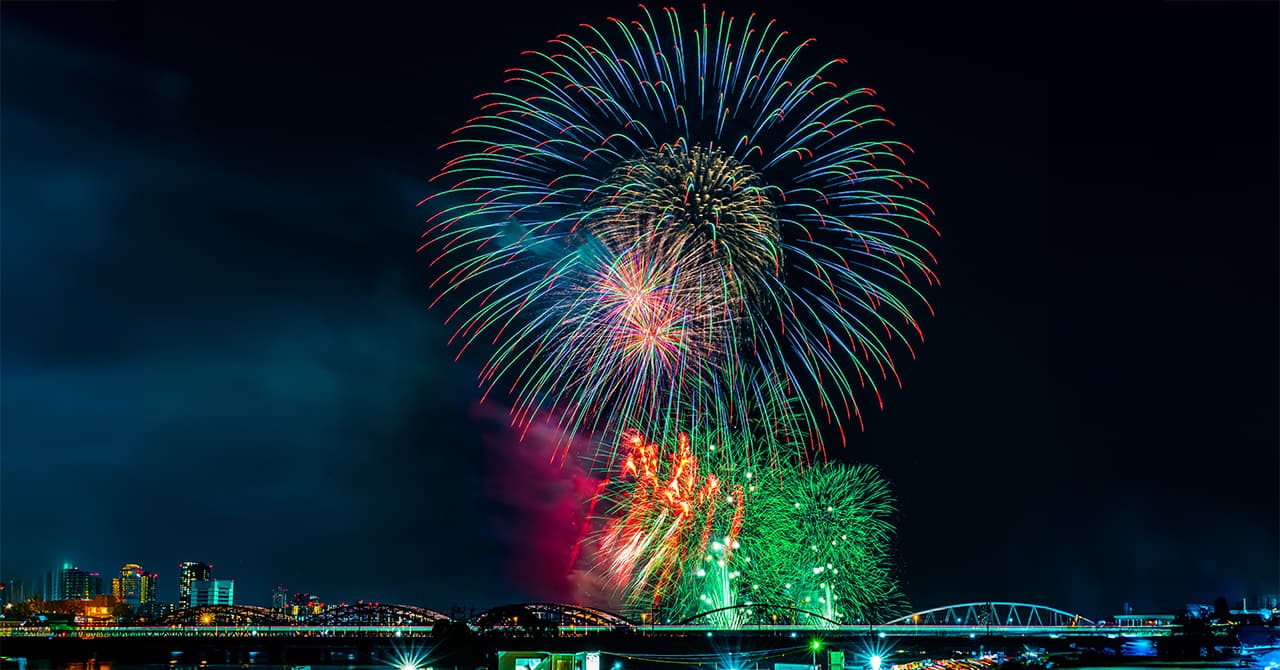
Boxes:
[738,461,906,624]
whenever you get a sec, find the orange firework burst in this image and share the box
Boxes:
[594,430,745,613]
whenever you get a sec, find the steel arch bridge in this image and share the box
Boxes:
[307,602,451,626]
[676,603,842,628]
[883,602,1093,627]
[156,605,297,626]
[471,603,635,630]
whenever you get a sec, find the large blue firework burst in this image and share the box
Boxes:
[422,5,937,456]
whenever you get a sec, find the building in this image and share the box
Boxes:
[189,579,233,607]
[1112,613,1176,626]
[111,564,157,607]
[271,584,289,611]
[498,651,599,670]
[82,595,120,625]
[0,580,24,607]
[288,592,324,618]
[177,562,213,609]
[137,600,175,621]
[45,564,95,601]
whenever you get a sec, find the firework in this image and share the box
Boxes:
[423,6,937,453]
[592,429,751,618]
[739,461,905,624]
[590,431,903,626]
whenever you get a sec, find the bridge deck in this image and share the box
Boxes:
[0,624,1175,639]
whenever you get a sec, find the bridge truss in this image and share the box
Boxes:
[471,603,634,630]
[676,604,842,628]
[155,605,297,626]
[884,602,1093,627]
[308,602,450,626]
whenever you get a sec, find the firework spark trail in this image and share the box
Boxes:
[594,430,747,615]
[426,5,928,624]
[739,461,907,624]
[587,430,903,625]
[423,5,938,456]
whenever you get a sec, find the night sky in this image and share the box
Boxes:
[3,2,1276,619]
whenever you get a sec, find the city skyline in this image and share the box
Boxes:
[8,557,1274,618]
[6,561,215,606]
[2,1,1276,619]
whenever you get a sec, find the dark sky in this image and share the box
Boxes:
[2,1,1276,619]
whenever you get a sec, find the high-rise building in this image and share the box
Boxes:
[287,592,324,619]
[144,571,157,604]
[46,564,94,601]
[111,564,157,607]
[189,579,233,607]
[89,573,105,598]
[271,585,288,611]
[2,579,30,607]
[177,562,213,609]
[137,600,174,621]
[0,581,15,607]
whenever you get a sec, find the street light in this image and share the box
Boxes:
[810,639,823,670]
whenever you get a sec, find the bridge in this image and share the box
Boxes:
[884,602,1093,627]
[2,601,1216,670]
[5,600,1173,639]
